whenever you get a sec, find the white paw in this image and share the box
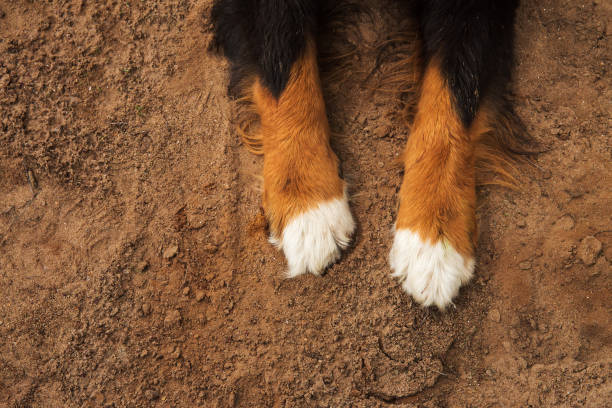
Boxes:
[270,193,355,278]
[389,229,474,310]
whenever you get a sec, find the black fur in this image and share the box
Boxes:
[416,0,519,126]
[211,0,319,98]
[211,0,519,127]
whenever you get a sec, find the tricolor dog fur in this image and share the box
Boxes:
[211,0,523,310]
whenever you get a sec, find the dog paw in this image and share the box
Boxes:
[270,194,355,278]
[389,229,474,310]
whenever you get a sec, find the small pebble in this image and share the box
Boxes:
[577,236,602,266]
[163,244,178,259]
[145,390,159,401]
[164,309,181,327]
[373,126,388,138]
[136,260,149,272]
[529,318,537,330]
[195,290,205,302]
[141,303,151,315]
[604,242,612,262]
[140,350,148,358]
[519,261,532,270]
[203,243,217,253]
[182,287,190,296]
[228,392,237,407]
[488,309,501,323]
[589,257,608,277]
[555,215,575,231]
[91,391,104,404]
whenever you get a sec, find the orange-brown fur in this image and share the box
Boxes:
[249,39,345,238]
[472,98,532,188]
[374,32,529,190]
[396,62,478,257]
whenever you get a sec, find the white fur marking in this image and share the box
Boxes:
[389,229,474,310]
[271,193,355,278]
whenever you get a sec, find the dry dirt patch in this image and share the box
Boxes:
[1,0,610,406]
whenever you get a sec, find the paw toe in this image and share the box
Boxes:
[273,195,355,277]
[390,229,474,310]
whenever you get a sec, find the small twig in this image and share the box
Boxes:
[26,169,38,195]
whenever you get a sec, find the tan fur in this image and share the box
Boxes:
[372,31,530,190]
[370,30,423,125]
[249,39,345,238]
[396,62,477,257]
[472,99,532,188]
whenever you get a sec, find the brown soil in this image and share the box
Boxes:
[1,0,610,407]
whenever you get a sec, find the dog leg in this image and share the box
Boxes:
[390,1,519,309]
[212,1,354,277]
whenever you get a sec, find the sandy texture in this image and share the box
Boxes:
[1,0,610,406]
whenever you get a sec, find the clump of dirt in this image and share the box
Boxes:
[1,0,610,407]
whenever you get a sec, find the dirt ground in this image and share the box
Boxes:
[1,0,610,407]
